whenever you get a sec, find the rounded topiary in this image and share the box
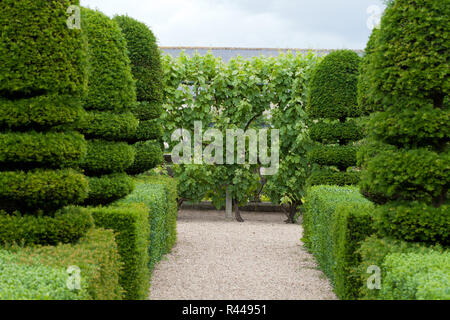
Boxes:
[82,9,136,111]
[360,0,449,245]
[0,95,84,130]
[307,50,362,120]
[129,101,163,121]
[0,0,87,97]
[126,141,163,175]
[306,50,363,187]
[84,174,135,206]
[113,16,163,103]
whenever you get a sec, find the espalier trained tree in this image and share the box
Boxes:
[77,9,137,205]
[0,0,93,246]
[306,50,363,187]
[114,15,164,175]
[359,0,449,245]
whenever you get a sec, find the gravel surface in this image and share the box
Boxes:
[149,210,337,300]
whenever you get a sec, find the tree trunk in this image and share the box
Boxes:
[233,199,244,222]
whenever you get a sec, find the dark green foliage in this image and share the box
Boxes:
[307,50,362,120]
[362,0,449,111]
[114,15,163,103]
[303,185,371,283]
[0,0,87,97]
[307,170,360,187]
[358,28,381,115]
[0,169,88,213]
[79,140,135,175]
[129,101,163,121]
[90,204,150,300]
[127,120,163,143]
[366,105,450,149]
[0,131,87,170]
[0,207,93,246]
[355,236,446,300]
[2,228,123,300]
[0,95,84,130]
[82,9,136,112]
[374,202,450,245]
[126,141,163,175]
[360,148,449,205]
[84,174,135,206]
[332,202,375,300]
[309,120,363,145]
[307,145,357,170]
[356,139,397,168]
[75,111,138,141]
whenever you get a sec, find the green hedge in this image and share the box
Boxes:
[82,8,135,112]
[303,185,371,283]
[332,202,375,300]
[0,206,93,246]
[366,105,450,149]
[126,141,163,175]
[129,101,163,121]
[0,131,87,169]
[84,174,135,206]
[117,182,167,271]
[381,251,450,300]
[0,95,84,130]
[374,201,450,245]
[0,169,88,212]
[309,120,363,145]
[360,148,449,205]
[0,228,123,300]
[80,140,135,175]
[127,119,163,143]
[307,169,360,187]
[307,145,357,170]
[355,236,446,300]
[75,111,138,141]
[113,16,163,103]
[0,0,87,97]
[89,204,150,300]
[307,50,362,120]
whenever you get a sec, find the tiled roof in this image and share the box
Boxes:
[160,46,364,61]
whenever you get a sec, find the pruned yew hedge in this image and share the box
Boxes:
[0,0,87,97]
[0,207,93,246]
[129,101,163,121]
[0,169,88,213]
[84,174,135,206]
[309,120,363,145]
[0,95,84,130]
[75,111,139,141]
[0,131,87,170]
[126,141,163,175]
[307,145,358,170]
[80,140,135,175]
[307,170,360,187]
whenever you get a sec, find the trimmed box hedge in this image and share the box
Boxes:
[0,228,123,300]
[307,170,360,187]
[355,236,447,300]
[89,204,150,300]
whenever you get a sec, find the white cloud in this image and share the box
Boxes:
[80,0,385,49]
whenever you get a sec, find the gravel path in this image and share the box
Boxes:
[149,210,337,300]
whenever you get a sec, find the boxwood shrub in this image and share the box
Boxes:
[303,185,372,283]
[0,169,88,213]
[89,204,150,300]
[0,206,93,246]
[0,131,87,170]
[0,228,123,300]
[0,0,87,97]
[307,145,358,170]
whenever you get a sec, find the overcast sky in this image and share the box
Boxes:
[80,0,386,49]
